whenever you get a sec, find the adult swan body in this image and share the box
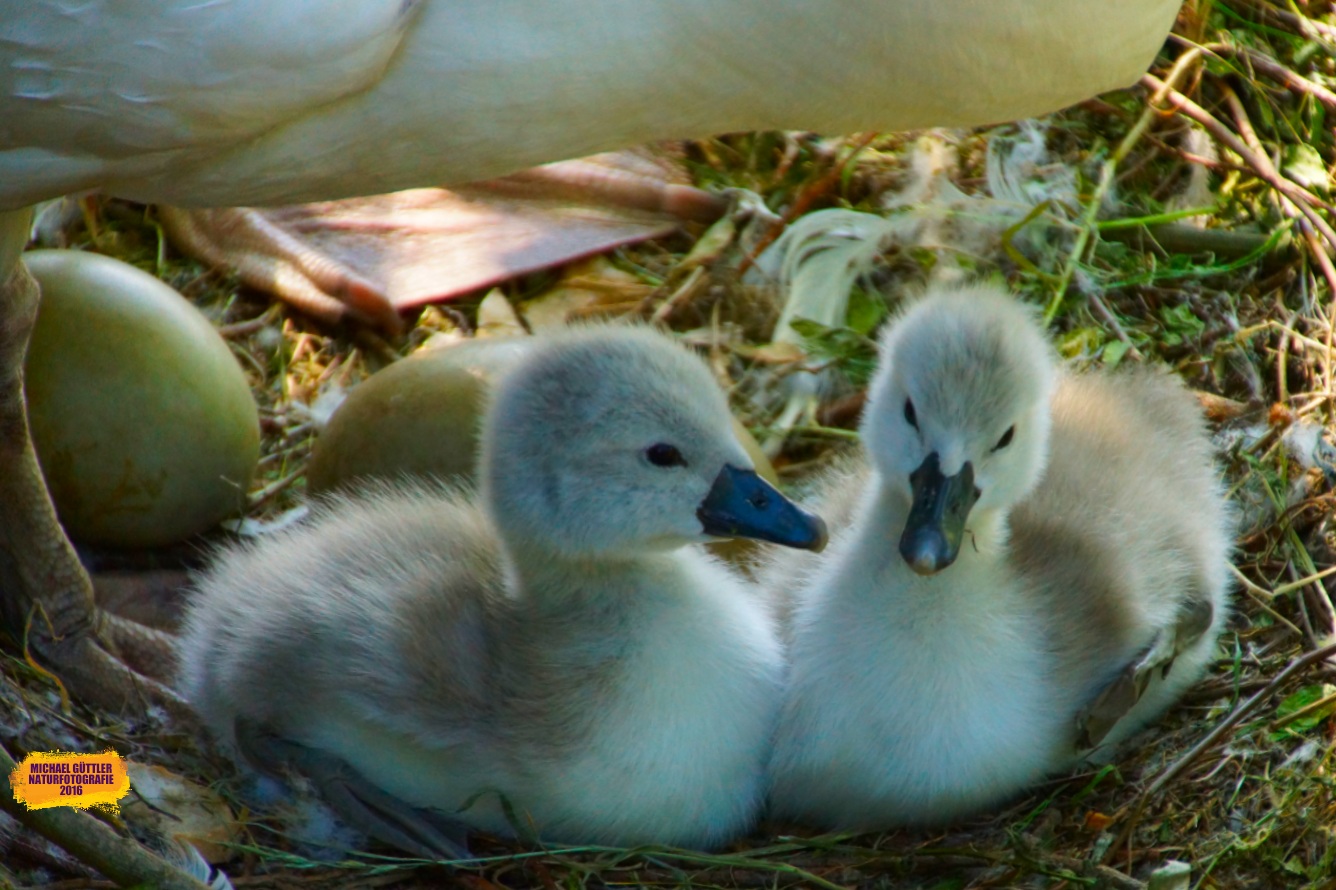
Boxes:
[2,0,1181,207]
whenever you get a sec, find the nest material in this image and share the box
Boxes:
[11,2,1336,887]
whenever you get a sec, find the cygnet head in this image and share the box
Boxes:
[480,326,827,561]
[861,284,1057,575]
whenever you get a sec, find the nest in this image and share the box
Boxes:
[8,2,1336,888]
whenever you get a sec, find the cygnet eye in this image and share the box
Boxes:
[645,443,688,468]
[904,398,918,429]
[992,426,1015,452]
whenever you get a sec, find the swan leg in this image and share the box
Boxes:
[92,570,193,633]
[1076,595,1216,750]
[161,151,726,335]
[234,719,473,862]
[0,216,186,719]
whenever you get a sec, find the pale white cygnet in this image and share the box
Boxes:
[767,284,1232,829]
[180,325,826,855]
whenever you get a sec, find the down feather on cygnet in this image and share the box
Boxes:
[179,324,827,857]
[765,283,1233,830]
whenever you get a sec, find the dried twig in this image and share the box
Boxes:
[1104,641,1336,864]
[1142,73,1336,254]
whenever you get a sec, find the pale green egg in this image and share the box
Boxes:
[307,337,532,494]
[23,250,260,548]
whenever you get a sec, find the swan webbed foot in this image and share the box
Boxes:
[1168,595,1216,670]
[1075,594,1216,750]
[233,719,473,862]
[1075,656,1147,750]
[161,150,725,336]
[0,255,185,720]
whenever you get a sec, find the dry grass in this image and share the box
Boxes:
[9,1,1336,887]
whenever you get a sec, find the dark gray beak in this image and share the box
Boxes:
[698,464,828,552]
[899,452,979,575]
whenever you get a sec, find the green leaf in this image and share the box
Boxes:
[1103,339,1131,368]
[1058,326,1103,359]
[845,287,888,336]
[1304,95,1326,140]
[1159,303,1206,346]
[1283,142,1329,191]
[1296,40,1322,67]
[1271,683,1336,740]
[789,318,880,387]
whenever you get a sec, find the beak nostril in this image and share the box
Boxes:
[697,464,826,551]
